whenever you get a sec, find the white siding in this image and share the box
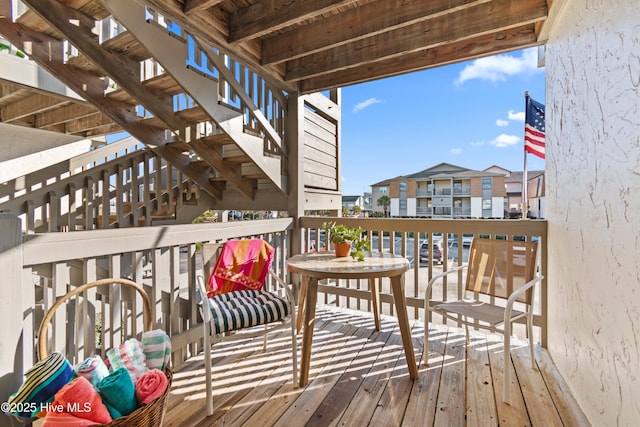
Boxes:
[407,198,416,217]
[470,197,482,218]
[546,1,640,424]
[491,197,504,218]
[390,198,399,217]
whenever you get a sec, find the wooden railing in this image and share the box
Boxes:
[0,137,199,232]
[10,218,293,372]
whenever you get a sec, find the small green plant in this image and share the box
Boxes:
[321,221,370,261]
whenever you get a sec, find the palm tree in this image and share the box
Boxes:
[377,195,390,217]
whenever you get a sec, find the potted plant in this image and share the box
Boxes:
[321,221,370,261]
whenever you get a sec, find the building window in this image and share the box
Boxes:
[399,182,407,192]
[482,177,492,189]
[482,199,492,210]
[399,200,407,209]
[379,187,388,194]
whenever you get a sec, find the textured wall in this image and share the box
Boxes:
[546,0,640,424]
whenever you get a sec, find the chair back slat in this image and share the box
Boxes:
[465,238,538,304]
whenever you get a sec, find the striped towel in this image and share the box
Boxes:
[207,239,274,297]
[74,355,109,390]
[141,329,171,371]
[7,352,75,419]
[106,338,147,384]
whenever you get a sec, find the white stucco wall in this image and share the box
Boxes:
[546,1,640,425]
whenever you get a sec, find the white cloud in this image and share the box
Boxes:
[456,48,541,85]
[496,119,509,127]
[451,148,462,155]
[471,141,485,146]
[352,97,382,113]
[508,110,525,121]
[490,134,520,148]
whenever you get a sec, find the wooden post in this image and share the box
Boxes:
[0,214,24,410]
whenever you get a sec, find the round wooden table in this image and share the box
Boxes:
[287,251,418,387]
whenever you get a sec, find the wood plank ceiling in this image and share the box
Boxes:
[150,0,549,93]
[0,0,549,141]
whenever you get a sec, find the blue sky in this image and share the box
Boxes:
[339,47,546,196]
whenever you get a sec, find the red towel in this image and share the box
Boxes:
[42,412,98,427]
[43,376,112,425]
[135,369,168,406]
[207,239,274,296]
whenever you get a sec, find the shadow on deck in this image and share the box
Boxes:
[165,306,588,427]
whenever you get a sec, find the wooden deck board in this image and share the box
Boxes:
[166,305,588,426]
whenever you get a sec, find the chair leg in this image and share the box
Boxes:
[423,314,429,366]
[527,313,535,369]
[291,317,298,386]
[203,321,214,416]
[503,322,512,403]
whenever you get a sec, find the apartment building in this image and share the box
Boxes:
[485,165,545,218]
[371,163,508,219]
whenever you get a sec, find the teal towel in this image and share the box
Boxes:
[98,367,137,417]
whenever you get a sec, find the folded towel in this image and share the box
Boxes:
[142,329,171,371]
[74,355,109,390]
[207,239,274,296]
[49,376,112,424]
[7,352,75,418]
[135,368,168,406]
[41,412,98,427]
[98,367,137,418]
[106,338,148,383]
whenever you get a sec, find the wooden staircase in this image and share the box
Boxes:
[0,0,289,211]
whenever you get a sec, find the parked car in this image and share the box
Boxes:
[419,241,443,264]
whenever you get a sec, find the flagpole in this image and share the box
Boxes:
[522,91,529,219]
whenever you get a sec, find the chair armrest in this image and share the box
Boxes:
[504,275,544,323]
[269,270,296,304]
[425,264,468,296]
[196,276,212,324]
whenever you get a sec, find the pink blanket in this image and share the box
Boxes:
[42,376,112,426]
[135,368,168,406]
[207,239,274,296]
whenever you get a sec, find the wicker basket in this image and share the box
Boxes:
[37,278,172,427]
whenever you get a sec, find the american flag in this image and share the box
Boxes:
[524,95,545,159]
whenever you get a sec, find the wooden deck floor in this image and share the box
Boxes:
[164,306,589,427]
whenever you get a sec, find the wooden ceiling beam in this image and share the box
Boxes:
[299,25,540,93]
[228,0,354,43]
[286,0,547,82]
[63,112,113,134]
[0,84,26,103]
[183,0,224,15]
[1,93,68,121]
[35,104,98,127]
[262,0,491,65]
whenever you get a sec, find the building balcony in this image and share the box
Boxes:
[2,216,590,426]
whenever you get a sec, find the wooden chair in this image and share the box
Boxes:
[424,238,543,402]
[196,239,297,416]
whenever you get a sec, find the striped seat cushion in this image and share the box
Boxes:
[207,289,291,334]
